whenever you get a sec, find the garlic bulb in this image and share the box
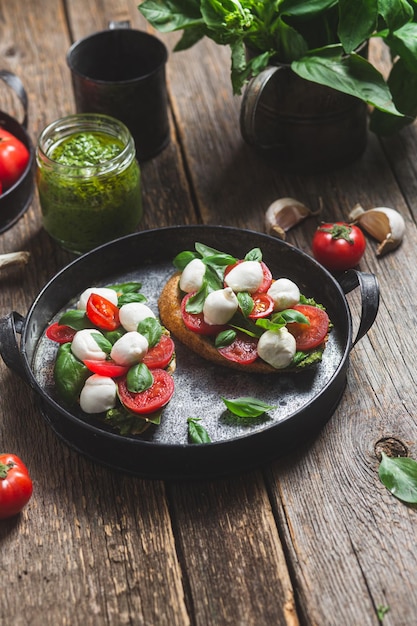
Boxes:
[348,204,405,256]
[0,251,30,270]
[265,197,317,240]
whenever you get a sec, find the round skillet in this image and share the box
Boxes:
[0,226,379,479]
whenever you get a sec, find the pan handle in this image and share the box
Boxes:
[0,312,31,384]
[337,269,380,347]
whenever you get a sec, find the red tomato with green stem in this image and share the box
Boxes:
[0,129,30,191]
[312,222,366,271]
[0,454,33,519]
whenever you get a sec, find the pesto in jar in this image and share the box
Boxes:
[36,115,142,255]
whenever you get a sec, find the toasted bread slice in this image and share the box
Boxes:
[158,273,284,373]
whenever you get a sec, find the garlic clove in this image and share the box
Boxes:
[0,251,30,270]
[265,197,317,240]
[348,204,405,256]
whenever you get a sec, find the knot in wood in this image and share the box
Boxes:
[374,436,408,461]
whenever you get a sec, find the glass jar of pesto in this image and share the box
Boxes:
[36,113,142,254]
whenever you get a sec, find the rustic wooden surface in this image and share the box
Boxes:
[0,1,416,625]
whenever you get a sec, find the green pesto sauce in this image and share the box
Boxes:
[51,132,124,167]
[38,131,142,254]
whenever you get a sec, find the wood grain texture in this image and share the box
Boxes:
[1,1,417,625]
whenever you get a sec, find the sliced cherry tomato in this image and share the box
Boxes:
[83,359,129,378]
[0,453,33,519]
[117,369,175,415]
[224,260,272,293]
[218,331,258,364]
[86,293,120,331]
[312,222,366,272]
[181,292,227,336]
[286,304,329,350]
[45,322,77,343]
[142,335,175,369]
[248,292,274,319]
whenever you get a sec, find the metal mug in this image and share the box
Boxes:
[67,22,170,162]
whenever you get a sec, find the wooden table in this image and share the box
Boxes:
[1,1,416,624]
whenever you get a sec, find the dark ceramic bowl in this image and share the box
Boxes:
[0,70,34,234]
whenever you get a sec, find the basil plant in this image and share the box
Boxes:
[139,0,417,135]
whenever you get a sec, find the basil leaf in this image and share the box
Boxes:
[204,266,223,291]
[255,317,286,333]
[215,329,236,348]
[59,309,90,330]
[105,406,156,435]
[91,332,112,355]
[126,363,154,394]
[244,247,262,262]
[195,242,224,258]
[378,452,417,504]
[107,282,142,294]
[173,250,199,270]
[280,309,310,325]
[137,317,162,348]
[222,396,277,418]
[237,291,254,318]
[376,605,390,621]
[117,293,147,306]
[202,253,237,267]
[53,343,90,406]
[103,328,125,345]
[187,417,212,444]
[185,284,208,314]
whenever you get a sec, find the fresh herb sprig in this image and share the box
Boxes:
[139,0,417,135]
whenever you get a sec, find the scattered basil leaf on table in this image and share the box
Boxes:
[222,397,277,418]
[187,418,212,444]
[376,605,390,621]
[378,451,417,503]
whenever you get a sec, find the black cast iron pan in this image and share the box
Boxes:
[0,226,379,479]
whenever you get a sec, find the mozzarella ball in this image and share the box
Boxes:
[110,331,149,366]
[267,278,300,311]
[224,261,264,293]
[71,328,107,361]
[119,302,156,332]
[179,258,206,293]
[203,287,238,325]
[79,375,117,414]
[77,287,118,310]
[257,328,296,369]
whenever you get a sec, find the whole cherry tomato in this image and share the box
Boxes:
[312,222,366,271]
[0,453,33,519]
[0,129,30,190]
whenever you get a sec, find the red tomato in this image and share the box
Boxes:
[117,369,175,415]
[287,304,329,350]
[83,359,129,377]
[0,129,30,190]
[312,222,366,271]
[0,454,33,519]
[224,260,272,293]
[86,294,120,331]
[248,293,274,319]
[181,292,227,336]
[218,331,258,364]
[142,335,175,369]
[45,322,76,343]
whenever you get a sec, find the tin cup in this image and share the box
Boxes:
[67,23,170,162]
